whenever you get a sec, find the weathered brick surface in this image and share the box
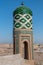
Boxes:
[0,54,33,65]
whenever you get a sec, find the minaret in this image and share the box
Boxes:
[13,3,34,64]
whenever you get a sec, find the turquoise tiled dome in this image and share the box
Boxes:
[13,5,32,16]
[13,5,32,29]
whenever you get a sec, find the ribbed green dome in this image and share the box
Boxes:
[13,6,32,16]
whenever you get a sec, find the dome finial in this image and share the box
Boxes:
[21,1,24,6]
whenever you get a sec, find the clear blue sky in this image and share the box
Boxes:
[0,0,43,44]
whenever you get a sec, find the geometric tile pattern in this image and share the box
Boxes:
[15,22,22,28]
[14,14,32,29]
[20,18,26,23]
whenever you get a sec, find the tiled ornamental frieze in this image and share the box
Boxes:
[13,14,32,29]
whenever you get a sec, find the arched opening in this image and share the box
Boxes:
[24,41,28,60]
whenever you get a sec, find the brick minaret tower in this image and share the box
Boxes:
[13,3,34,65]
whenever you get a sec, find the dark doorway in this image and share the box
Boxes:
[24,41,28,59]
